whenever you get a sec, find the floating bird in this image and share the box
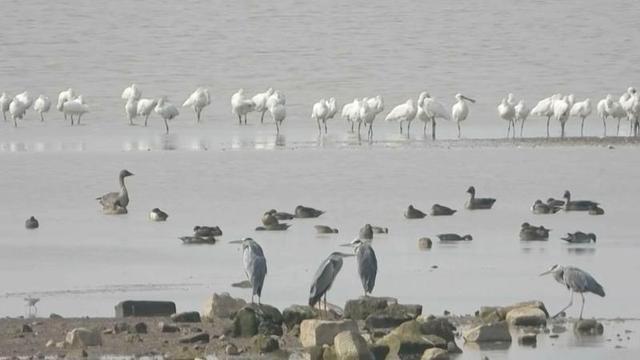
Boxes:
[154,97,179,134]
[262,210,280,226]
[194,226,223,237]
[137,98,157,126]
[311,99,329,135]
[180,236,216,245]
[252,88,274,124]
[56,88,76,120]
[269,102,286,134]
[570,98,592,137]
[183,87,211,123]
[514,100,530,137]
[465,186,496,210]
[314,225,339,234]
[9,96,28,127]
[308,252,353,314]
[33,95,51,122]
[0,92,11,121]
[242,237,267,304]
[96,169,134,214]
[422,94,450,140]
[271,210,295,221]
[404,205,426,219]
[531,200,561,214]
[359,224,373,240]
[562,231,597,243]
[519,222,550,241]
[437,233,473,241]
[563,190,598,211]
[531,94,559,137]
[149,208,168,221]
[430,204,457,216]
[547,198,565,208]
[451,93,476,138]
[295,205,324,218]
[255,224,291,231]
[540,264,605,319]
[25,216,39,229]
[498,98,516,138]
[385,97,418,137]
[62,96,89,125]
[231,89,255,125]
[121,84,142,101]
[125,96,138,125]
[589,204,605,215]
[351,239,377,295]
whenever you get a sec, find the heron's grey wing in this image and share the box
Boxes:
[251,242,265,258]
[250,256,267,297]
[563,267,605,296]
[309,257,337,306]
[357,245,378,293]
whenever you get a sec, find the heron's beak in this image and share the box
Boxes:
[539,270,552,276]
[339,243,353,247]
[228,240,243,244]
[462,96,476,103]
[339,252,355,257]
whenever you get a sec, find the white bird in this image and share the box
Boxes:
[269,102,286,134]
[57,88,76,120]
[62,96,89,126]
[363,95,384,140]
[552,95,571,138]
[137,98,158,127]
[183,87,211,123]
[422,94,450,140]
[605,95,628,136]
[231,89,255,125]
[9,97,29,127]
[498,97,516,138]
[531,94,559,138]
[252,88,274,124]
[620,87,639,136]
[154,97,179,134]
[1,92,13,121]
[385,95,420,137]
[596,96,610,136]
[342,98,363,134]
[266,90,286,120]
[451,93,476,138]
[33,95,51,122]
[326,97,338,121]
[15,91,34,110]
[121,84,141,101]
[311,98,329,135]
[514,100,530,137]
[125,97,138,125]
[506,93,516,107]
[570,98,592,137]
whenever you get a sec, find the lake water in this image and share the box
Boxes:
[1,0,640,358]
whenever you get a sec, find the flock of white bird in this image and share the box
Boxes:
[1,85,639,139]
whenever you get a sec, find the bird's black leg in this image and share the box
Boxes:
[238,114,242,125]
[324,120,327,134]
[546,116,551,138]
[432,119,436,140]
[317,119,321,135]
[164,119,169,134]
[261,110,265,124]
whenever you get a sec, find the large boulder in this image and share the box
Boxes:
[300,319,358,347]
[479,300,548,322]
[283,305,318,329]
[574,319,604,335]
[344,297,396,320]
[171,311,201,323]
[463,321,512,343]
[419,317,456,343]
[421,348,449,360]
[505,307,547,327]
[65,328,102,347]
[334,331,374,360]
[115,300,176,317]
[365,304,422,331]
[252,334,280,353]
[203,293,247,320]
[233,303,283,337]
[376,321,447,358]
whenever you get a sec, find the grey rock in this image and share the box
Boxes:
[252,334,280,353]
[446,341,462,354]
[65,327,102,347]
[344,296,397,320]
[334,331,374,360]
[233,303,283,338]
[518,334,537,346]
[419,317,456,343]
[171,311,201,323]
[377,321,447,359]
[178,332,210,344]
[299,319,358,347]
[202,292,247,320]
[574,319,604,335]
[283,304,317,329]
[113,322,130,334]
[365,304,422,330]
[506,307,547,327]
[421,348,449,360]
[115,300,176,317]
[158,322,180,333]
[225,343,239,355]
[133,322,147,334]
[463,321,512,343]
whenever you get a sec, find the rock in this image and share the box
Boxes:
[497,300,549,319]
[574,319,604,335]
[113,322,130,334]
[368,344,389,360]
[446,341,462,354]
[419,317,456,343]
[463,321,511,343]
[202,292,247,320]
[46,339,55,348]
[365,304,422,330]
[334,331,373,360]
[418,237,433,250]
[171,311,201,323]
[283,305,318,330]
[65,328,102,347]
[133,322,147,334]
[158,322,180,333]
[49,313,63,319]
[518,334,537,346]
[344,297,396,320]
[421,348,449,360]
[506,307,547,327]
[178,332,210,344]
[323,345,338,360]
[115,300,176,317]
[300,319,359,347]
[552,324,567,333]
[55,341,66,349]
[233,304,283,337]
[225,343,239,355]
[252,334,280,353]
[377,320,447,359]
[125,334,142,343]
[21,324,33,333]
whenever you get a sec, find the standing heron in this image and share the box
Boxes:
[351,239,377,296]
[240,237,267,304]
[540,264,605,319]
[309,252,353,314]
[24,296,40,317]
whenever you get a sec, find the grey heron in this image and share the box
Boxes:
[96,169,134,214]
[230,238,267,304]
[563,191,598,211]
[309,252,353,314]
[540,265,605,319]
[359,224,373,240]
[465,186,496,210]
[351,239,378,296]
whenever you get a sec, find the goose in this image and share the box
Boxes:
[25,216,39,229]
[269,210,295,221]
[193,226,223,237]
[465,186,496,210]
[562,232,596,244]
[437,233,473,241]
[430,204,457,216]
[563,190,598,211]
[418,237,433,250]
[547,198,565,208]
[314,225,339,234]
[404,205,426,219]
[255,223,291,231]
[96,169,134,214]
[531,200,561,214]
[520,222,550,241]
[149,208,168,221]
[262,210,279,226]
[295,205,324,218]
[588,204,605,215]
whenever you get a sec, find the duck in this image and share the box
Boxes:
[180,236,216,245]
[589,204,605,215]
[295,205,324,218]
[262,210,279,226]
[430,204,457,216]
[547,198,565,208]
[418,237,433,250]
[359,224,373,240]
[562,231,596,243]
[255,223,291,231]
[531,200,561,214]
[269,209,295,221]
[193,226,223,237]
[371,226,389,234]
[437,233,473,241]
[519,222,550,241]
[25,216,39,229]
[465,186,496,210]
[149,208,168,221]
[563,191,598,211]
[96,169,134,214]
[314,225,339,234]
[404,205,427,219]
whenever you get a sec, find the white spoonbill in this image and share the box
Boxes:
[252,88,274,124]
[62,96,89,126]
[422,94,450,140]
[121,84,141,101]
[183,87,211,123]
[451,93,476,138]
[363,95,384,140]
[266,90,286,120]
[498,97,516,138]
[9,97,28,127]
[385,96,419,137]
[125,96,138,125]
[137,98,158,127]
[311,98,329,135]
[1,92,12,121]
[531,95,559,137]
[552,95,571,138]
[15,91,33,110]
[620,87,639,136]
[231,89,255,125]
[606,96,628,136]
[326,97,338,122]
[269,102,286,134]
[33,95,51,122]
[570,98,592,137]
[514,100,530,137]
[57,88,76,120]
[596,96,610,136]
[154,97,179,134]
[341,98,362,134]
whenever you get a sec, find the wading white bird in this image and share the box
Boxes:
[570,98,592,137]
[231,89,255,125]
[62,95,89,125]
[252,88,274,124]
[15,91,34,110]
[363,95,384,140]
[326,97,338,122]
[342,98,363,135]
[0,92,11,121]
[311,98,329,135]
[552,95,571,138]
[498,97,516,138]
[125,96,138,125]
[385,96,419,137]
[266,90,286,120]
[269,102,286,134]
[121,84,141,101]
[154,97,179,134]
[531,94,559,137]
[9,96,29,127]
[596,96,610,136]
[604,95,626,136]
[33,95,51,122]
[451,93,476,138]
[422,94,450,140]
[620,87,640,136]
[183,87,211,123]
[514,100,530,137]
[137,98,157,126]
[57,88,76,120]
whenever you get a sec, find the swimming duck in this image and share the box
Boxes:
[295,205,324,218]
[25,216,39,229]
[405,205,427,219]
[531,200,561,214]
[465,186,496,210]
[149,208,168,221]
[255,223,291,231]
[588,204,605,215]
[430,204,457,216]
[519,222,550,241]
[194,226,223,237]
[96,169,134,214]
[563,190,598,211]
[262,210,279,226]
[437,233,473,241]
[271,210,295,221]
[546,198,565,208]
[561,231,596,243]
[359,224,373,240]
[315,225,339,234]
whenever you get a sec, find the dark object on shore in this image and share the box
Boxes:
[115,300,176,317]
[589,204,605,215]
[437,233,473,241]
[315,225,339,234]
[404,205,426,219]
[430,204,457,216]
[256,224,291,231]
[519,222,550,241]
[149,208,168,221]
[465,186,496,210]
[295,205,324,218]
[25,216,39,229]
[180,236,216,244]
[194,226,223,237]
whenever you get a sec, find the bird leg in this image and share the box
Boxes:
[2,112,5,121]
[357,122,362,138]
[13,117,17,127]
[275,121,280,135]
[197,109,201,123]
[40,113,44,122]
[324,120,328,134]
[520,119,525,137]
[579,292,585,320]
[70,115,74,126]
[317,119,321,135]
[552,290,574,319]
[399,122,403,134]
[260,110,265,124]
[238,114,242,125]
[423,121,427,136]
[244,115,248,125]
[506,121,511,138]
[350,121,354,133]
[561,123,566,138]
[546,116,551,138]
[144,115,149,127]
[457,123,461,139]
[581,117,585,137]
[431,119,436,140]
[78,114,82,125]
[407,121,411,138]
[164,119,169,134]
